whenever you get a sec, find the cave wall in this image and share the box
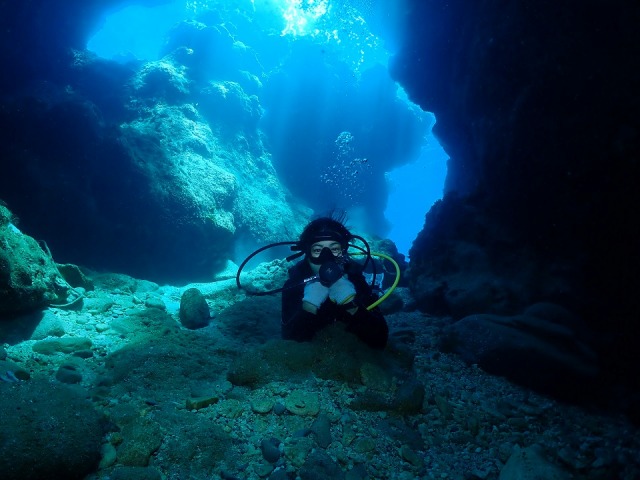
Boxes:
[0,0,309,283]
[1,0,137,91]
[391,0,640,382]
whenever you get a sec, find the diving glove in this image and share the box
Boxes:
[329,276,356,305]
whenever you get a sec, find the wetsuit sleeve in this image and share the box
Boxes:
[281,264,306,324]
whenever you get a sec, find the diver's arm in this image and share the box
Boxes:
[281,262,309,323]
[281,278,303,323]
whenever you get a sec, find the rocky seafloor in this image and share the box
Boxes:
[0,270,638,480]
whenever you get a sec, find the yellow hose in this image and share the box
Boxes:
[351,252,401,310]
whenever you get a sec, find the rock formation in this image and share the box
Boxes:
[391,0,639,394]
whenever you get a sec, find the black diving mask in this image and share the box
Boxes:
[311,247,346,286]
[309,246,342,265]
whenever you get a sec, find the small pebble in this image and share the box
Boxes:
[273,402,287,415]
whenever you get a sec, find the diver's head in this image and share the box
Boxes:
[298,216,352,265]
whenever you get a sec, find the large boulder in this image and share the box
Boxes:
[0,380,103,479]
[179,287,211,329]
[0,205,66,317]
[443,303,600,400]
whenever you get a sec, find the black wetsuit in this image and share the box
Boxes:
[281,258,388,349]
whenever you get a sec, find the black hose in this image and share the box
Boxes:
[235,241,298,295]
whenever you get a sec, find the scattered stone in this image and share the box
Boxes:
[311,414,332,448]
[186,395,220,411]
[260,437,282,463]
[393,379,425,414]
[117,418,163,467]
[254,461,274,478]
[144,296,166,310]
[499,444,572,480]
[273,402,287,415]
[285,390,320,416]
[179,288,210,329]
[352,436,376,454]
[251,395,274,414]
[136,280,160,293]
[299,450,345,480]
[99,443,117,469]
[401,444,424,468]
[360,361,392,391]
[56,364,83,384]
[31,310,66,340]
[56,263,94,291]
[267,467,288,480]
[217,399,244,418]
[341,423,357,446]
[434,394,453,419]
[32,336,92,355]
[284,436,314,468]
[84,297,115,314]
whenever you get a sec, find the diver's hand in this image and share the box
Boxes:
[329,276,356,306]
[302,280,330,313]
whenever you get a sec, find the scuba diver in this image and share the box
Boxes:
[236,213,398,350]
[280,215,388,349]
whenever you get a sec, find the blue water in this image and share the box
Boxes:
[88,3,187,62]
[87,0,447,259]
[385,133,448,256]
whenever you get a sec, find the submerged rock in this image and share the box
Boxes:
[445,303,600,400]
[32,336,93,355]
[499,444,572,480]
[0,205,67,317]
[0,380,103,479]
[179,287,210,329]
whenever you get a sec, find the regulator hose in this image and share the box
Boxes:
[350,252,401,310]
